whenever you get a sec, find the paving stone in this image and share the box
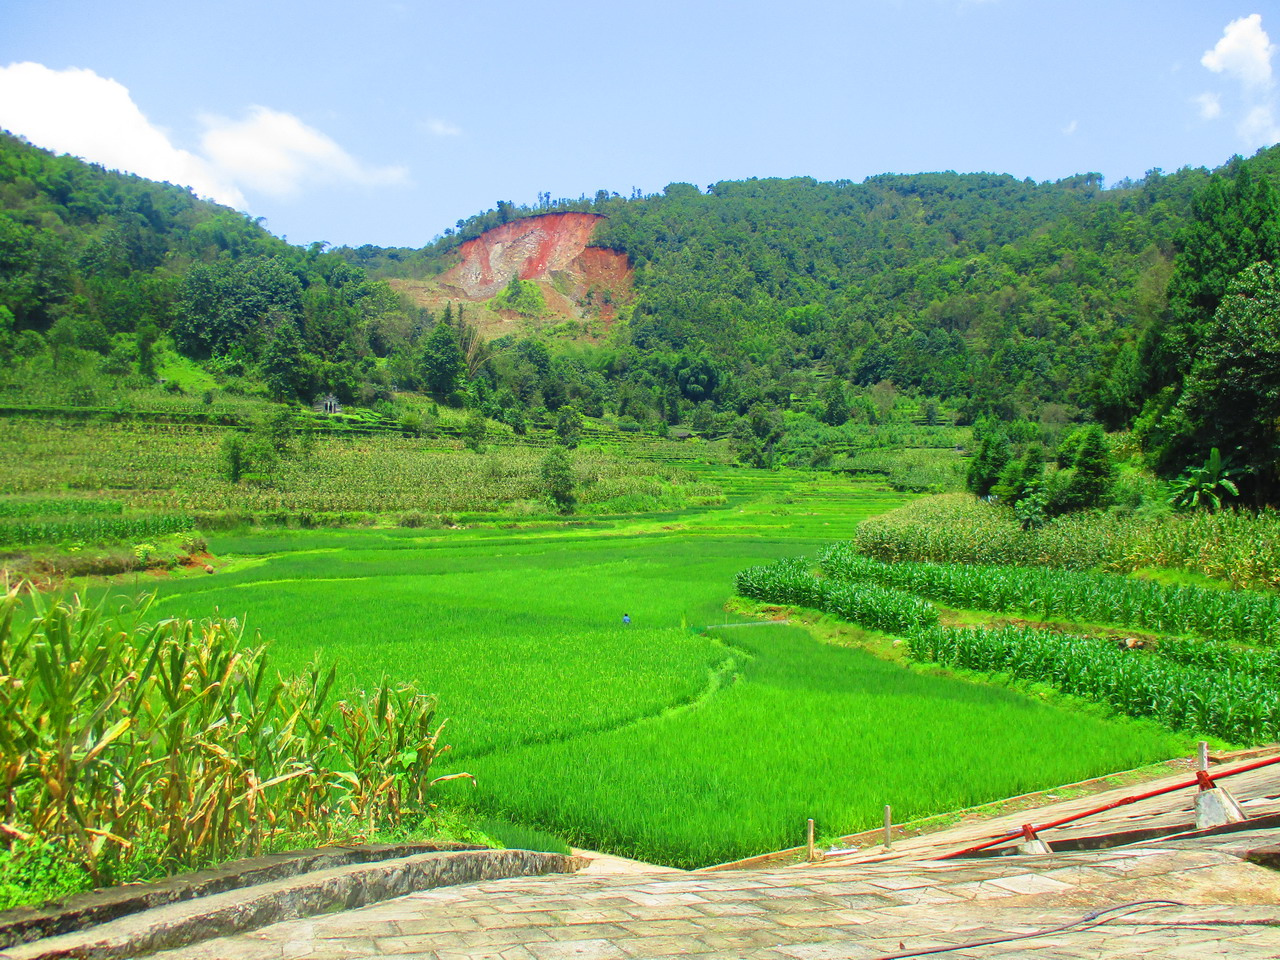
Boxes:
[686,900,768,916]
[128,830,1280,960]
[525,939,630,960]
[986,872,1076,895]
[771,942,883,960]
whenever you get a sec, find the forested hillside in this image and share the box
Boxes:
[3,127,1279,497]
[0,131,425,408]
[340,164,1232,424]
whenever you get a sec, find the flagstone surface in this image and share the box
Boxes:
[150,833,1280,960]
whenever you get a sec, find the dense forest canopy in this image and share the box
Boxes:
[337,162,1243,421]
[2,128,1279,499]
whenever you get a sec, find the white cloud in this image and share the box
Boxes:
[1194,92,1223,120]
[0,62,244,206]
[1241,104,1280,147]
[0,61,408,208]
[1202,14,1275,89]
[1062,119,1078,136]
[200,106,408,198]
[1199,15,1280,150]
[424,119,462,137]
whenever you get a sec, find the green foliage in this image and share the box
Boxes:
[463,409,487,452]
[909,623,1277,744]
[0,497,122,519]
[1150,262,1280,500]
[1144,163,1280,393]
[555,403,583,449]
[221,431,246,483]
[966,431,1010,497]
[0,419,721,520]
[490,276,547,317]
[0,511,192,549]
[1169,447,1244,512]
[820,543,1280,645]
[739,547,1280,744]
[540,446,576,512]
[1134,165,1280,501]
[261,319,309,401]
[420,320,465,397]
[0,837,92,911]
[0,586,457,884]
[0,133,411,411]
[736,558,938,634]
[1046,425,1116,514]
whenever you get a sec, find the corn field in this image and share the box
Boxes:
[736,553,1280,744]
[0,586,464,881]
[819,543,1280,645]
[0,498,123,519]
[735,558,938,634]
[0,514,194,548]
[0,420,722,520]
[908,625,1280,745]
[854,494,1280,591]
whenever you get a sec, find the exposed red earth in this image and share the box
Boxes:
[391,213,633,340]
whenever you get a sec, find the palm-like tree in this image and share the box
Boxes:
[1168,447,1245,511]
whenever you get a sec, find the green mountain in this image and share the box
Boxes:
[2,128,1279,496]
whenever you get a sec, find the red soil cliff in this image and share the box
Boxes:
[438,212,630,301]
[390,213,633,341]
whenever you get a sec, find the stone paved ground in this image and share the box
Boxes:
[152,835,1280,960]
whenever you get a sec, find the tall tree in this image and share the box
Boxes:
[418,320,464,396]
[1157,261,1280,503]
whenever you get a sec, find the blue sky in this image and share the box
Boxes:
[2,1,1278,248]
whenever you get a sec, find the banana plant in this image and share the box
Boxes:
[1169,447,1245,512]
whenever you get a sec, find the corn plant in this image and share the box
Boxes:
[819,543,1280,645]
[736,558,938,634]
[0,584,463,881]
[737,549,1280,744]
[907,623,1280,744]
[853,493,1280,590]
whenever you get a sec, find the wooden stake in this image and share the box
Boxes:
[806,818,815,861]
[1198,741,1210,772]
[883,805,892,850]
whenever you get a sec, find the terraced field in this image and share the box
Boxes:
[121,471,1189,868]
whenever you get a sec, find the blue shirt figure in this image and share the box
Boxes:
[622,613,631,626]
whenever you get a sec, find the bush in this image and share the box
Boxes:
[541,447,576,513]
[463,411,487,452]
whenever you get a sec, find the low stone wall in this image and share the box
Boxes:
[2,845,587,960]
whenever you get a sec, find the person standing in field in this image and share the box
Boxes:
[623,613,630,626]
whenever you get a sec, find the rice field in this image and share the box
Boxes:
[123,471,1191,868]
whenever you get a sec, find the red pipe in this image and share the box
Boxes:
[938,754,1280,860]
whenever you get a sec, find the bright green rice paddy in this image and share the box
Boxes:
[123,469,1189,868]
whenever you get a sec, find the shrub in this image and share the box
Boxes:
[541,447,576,513]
